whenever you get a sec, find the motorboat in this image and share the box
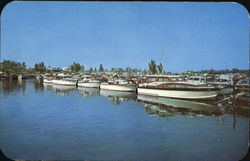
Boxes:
[100,79,137,92]
[138,81,221,100]
[43,73,55,83]
[43,77,54,83]
[52,75,77,86]
[77,75,100,88]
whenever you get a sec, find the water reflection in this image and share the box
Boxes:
[43,82,54,91]
[52,84,76,96]
[137,94,222,117]
[0,80,26,95]
[217,101,247,129]
[217,96,249,118]
[33,79,44,93]
[100,90,137,104]
[77,87,100,98]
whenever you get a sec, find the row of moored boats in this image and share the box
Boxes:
[42,74,244,100]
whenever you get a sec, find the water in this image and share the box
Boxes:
[0,79,249,160]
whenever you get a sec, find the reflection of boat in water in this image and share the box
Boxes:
[77,87,100,98]
[43,82,53,89]
[100,89,137,104]
[137,94,222,117]
[52,84,76,96]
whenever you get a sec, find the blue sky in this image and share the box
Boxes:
[1,2,249,73]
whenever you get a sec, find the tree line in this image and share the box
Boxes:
[1,59,247,76]
[0,60,107,74]
[0,60,26,74]
[70,63,104,73]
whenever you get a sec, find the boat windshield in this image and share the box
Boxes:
[158,78,170,82]
[147,78,157,82]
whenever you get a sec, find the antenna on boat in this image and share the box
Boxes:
[160,44,165,74]
[161,47,164,57]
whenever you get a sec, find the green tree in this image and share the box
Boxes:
[69,62,82,73]
[157,63,164,74]
[34,62,46,73]
[0,60,26,74]
[148,59,157,74]
[99,64,104,72]
[21,62,26,72]
[232,68,239,73]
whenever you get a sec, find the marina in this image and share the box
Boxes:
[0,78,248,160]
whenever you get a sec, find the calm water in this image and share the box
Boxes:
[0,79,249,160]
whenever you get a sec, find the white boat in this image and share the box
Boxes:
[43,73,55,83]
[100,79,137,92]
[52,77,77,86]
[43,77,54,83]
[52,84,76,90]
[139,74,184,87]
[77,75,100,88]
[188,75,235,95]
[138,81,221,100]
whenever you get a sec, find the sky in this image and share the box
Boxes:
[0,1,249,73]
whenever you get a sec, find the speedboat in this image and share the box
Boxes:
[52,76,77,86]
[77,75,100,88]
[138,79,221,100]
[43,77,54,83]
[100,79,137,92]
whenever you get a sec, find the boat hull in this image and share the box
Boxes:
[77,82,100,88]
[52,80,76,86]
[100,83,137,92]
[43,79,54,83]
[137,87,219,100]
